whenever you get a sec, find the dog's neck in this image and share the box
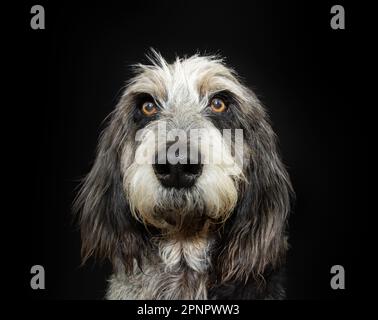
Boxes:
[157,234,213,274]
[107,232,213,299]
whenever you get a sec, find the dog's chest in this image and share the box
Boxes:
[107,237,212,300]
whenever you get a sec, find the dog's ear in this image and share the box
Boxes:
[74,113,147,273]
[218,98,293,283]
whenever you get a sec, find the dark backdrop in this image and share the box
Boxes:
[11,0,355,299]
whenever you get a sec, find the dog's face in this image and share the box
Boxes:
[120,55,253,233]
[75,52,292,281]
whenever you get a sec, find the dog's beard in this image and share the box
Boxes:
[123,163,240,235]
[150,187,210,235]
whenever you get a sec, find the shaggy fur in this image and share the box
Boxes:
[74,51,293,300]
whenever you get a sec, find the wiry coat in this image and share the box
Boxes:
[74,52,293,300]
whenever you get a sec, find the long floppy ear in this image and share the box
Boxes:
[73,111,148,273]
[218,96,293,283]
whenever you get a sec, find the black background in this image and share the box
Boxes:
[9,0,357,300]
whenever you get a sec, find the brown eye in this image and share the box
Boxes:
[210,97,227,113]
[141,101,158,116]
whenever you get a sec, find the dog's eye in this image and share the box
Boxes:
[141,101,158,116]
[210,98,227,113]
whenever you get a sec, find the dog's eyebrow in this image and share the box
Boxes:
[126,74,168,102]
[198,75,240,99]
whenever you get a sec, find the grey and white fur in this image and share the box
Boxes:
[74,51,293,300]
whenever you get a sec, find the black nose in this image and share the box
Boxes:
[153,159,203,189]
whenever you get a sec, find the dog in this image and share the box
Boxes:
[74,51,293,299]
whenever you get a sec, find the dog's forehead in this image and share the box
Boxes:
[127,55,241,107]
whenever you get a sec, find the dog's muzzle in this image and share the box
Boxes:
[153,145,203,189]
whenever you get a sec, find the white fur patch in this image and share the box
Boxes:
[107,237,212,300]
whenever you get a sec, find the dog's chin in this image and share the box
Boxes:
[136,186,216,236]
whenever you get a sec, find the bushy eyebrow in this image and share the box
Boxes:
[197,73,241,98]
[126,72,168,102]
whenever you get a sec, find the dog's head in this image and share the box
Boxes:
[74,51,292,282]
